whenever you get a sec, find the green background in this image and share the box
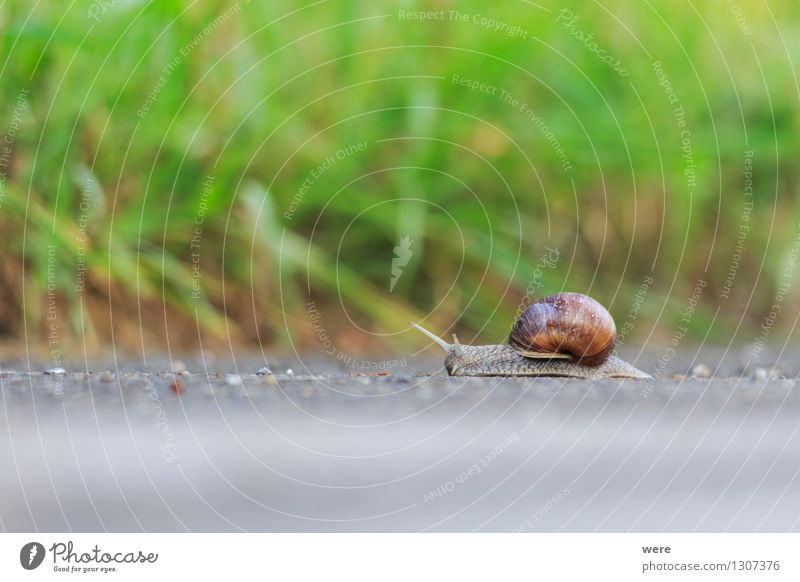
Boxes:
[1,0,798,355]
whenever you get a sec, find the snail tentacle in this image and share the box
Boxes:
[409,322,451,352]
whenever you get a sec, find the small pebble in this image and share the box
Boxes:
[170,378,186,395]
[256,366,273,375]
[45,367,66,375]
[224,374,243,386]
[690,364,711,379]
[171,360,187,374]
[286,369,294,376]
[750,366,783,381]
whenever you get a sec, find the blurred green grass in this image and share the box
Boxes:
[1,0,799,354]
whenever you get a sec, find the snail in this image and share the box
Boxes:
[411,292,650,379]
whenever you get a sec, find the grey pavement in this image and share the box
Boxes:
[1,351,799,532]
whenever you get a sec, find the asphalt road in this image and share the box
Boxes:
[1,350,799,532]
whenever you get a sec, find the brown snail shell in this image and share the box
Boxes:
[508,292,616,367]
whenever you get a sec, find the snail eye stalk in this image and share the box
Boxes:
[409,322,452,352]
[452,334,463,356]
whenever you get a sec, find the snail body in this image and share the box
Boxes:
[412,292,649,379]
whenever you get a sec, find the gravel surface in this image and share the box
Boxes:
[1,350,799,532]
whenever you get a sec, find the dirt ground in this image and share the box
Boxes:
[1,347,799,532]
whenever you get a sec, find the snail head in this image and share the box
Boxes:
[409,322,472,375]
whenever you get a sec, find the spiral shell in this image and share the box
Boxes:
[508,292,616,366]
